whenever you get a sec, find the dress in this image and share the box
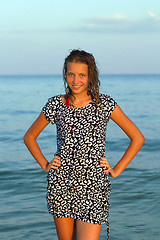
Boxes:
[42,93,117,237]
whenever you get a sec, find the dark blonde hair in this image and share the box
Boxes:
[63,49,101,107]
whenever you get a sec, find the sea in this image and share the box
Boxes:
[0,74,160,240]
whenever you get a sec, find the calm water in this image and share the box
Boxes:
[0,74,160,240]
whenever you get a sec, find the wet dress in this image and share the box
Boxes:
[42,93,117,237]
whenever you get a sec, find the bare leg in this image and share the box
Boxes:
[76,219,102,240]
[54,217,76,240]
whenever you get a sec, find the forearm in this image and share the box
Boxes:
[113,136,145,176]
[24,134,49,172]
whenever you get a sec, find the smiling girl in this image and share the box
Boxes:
[24,49,145,240]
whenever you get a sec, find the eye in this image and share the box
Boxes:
[80,74,85,77]
[67,73,73,77]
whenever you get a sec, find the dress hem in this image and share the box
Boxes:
[49,211,108,225]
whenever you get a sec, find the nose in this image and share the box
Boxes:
[73,75,79,85]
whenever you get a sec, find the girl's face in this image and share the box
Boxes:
[66,62,89,95]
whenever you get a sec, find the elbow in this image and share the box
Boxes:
[23,132,32,146]
[130,131,145,149]
[135,132,145,148]
[23,131,37,147]
[139,132,145,145]
[142,134,145,145]
[23,133,28,145]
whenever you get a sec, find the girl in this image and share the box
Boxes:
[24,49,145,240]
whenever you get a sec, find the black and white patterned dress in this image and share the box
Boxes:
[42,94,117,237]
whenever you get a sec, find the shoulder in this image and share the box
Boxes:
[42,95,61,124]
[99,93,117,105]
[44,95,62,108]
[99,93,117,119]
[42,95,61,113]
[47,95,60,103]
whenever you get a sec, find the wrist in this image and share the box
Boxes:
[43,162,50,173]
[112,168,118,178]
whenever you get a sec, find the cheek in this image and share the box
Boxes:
[66,77,73,85]
[83,78,89,86]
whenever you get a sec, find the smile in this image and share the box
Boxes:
[72,85,82,89]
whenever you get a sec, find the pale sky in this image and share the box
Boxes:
[0,0,160,75]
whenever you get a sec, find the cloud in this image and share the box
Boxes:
[1,12,160,35]
[148,11,160,21]
[78,12,160,34]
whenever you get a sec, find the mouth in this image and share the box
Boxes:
[72,85,82,89]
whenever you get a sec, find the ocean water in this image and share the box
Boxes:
[0,74,160,240]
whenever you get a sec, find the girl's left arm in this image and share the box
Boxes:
[101,105,145,177]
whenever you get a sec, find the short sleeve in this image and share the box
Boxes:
[100,94,117,121]
[42,96,58,124]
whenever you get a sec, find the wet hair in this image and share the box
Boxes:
[63,49,101,107]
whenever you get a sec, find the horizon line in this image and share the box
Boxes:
[0,73,160,77]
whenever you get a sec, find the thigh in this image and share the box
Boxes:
[76,219,102,240]
[54,217,76,240]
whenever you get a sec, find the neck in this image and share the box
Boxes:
[71,91,90,101]
[66,91,92,108]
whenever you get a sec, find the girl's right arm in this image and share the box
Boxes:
[24,111,61,172]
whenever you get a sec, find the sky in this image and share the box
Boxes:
[0,0,160,75]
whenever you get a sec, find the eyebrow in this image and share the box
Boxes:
[67,71,88,74]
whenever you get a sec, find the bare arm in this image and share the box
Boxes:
[24,112,61,172]
[100,105,145,177]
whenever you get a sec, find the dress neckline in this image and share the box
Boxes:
[60,94,93,110]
